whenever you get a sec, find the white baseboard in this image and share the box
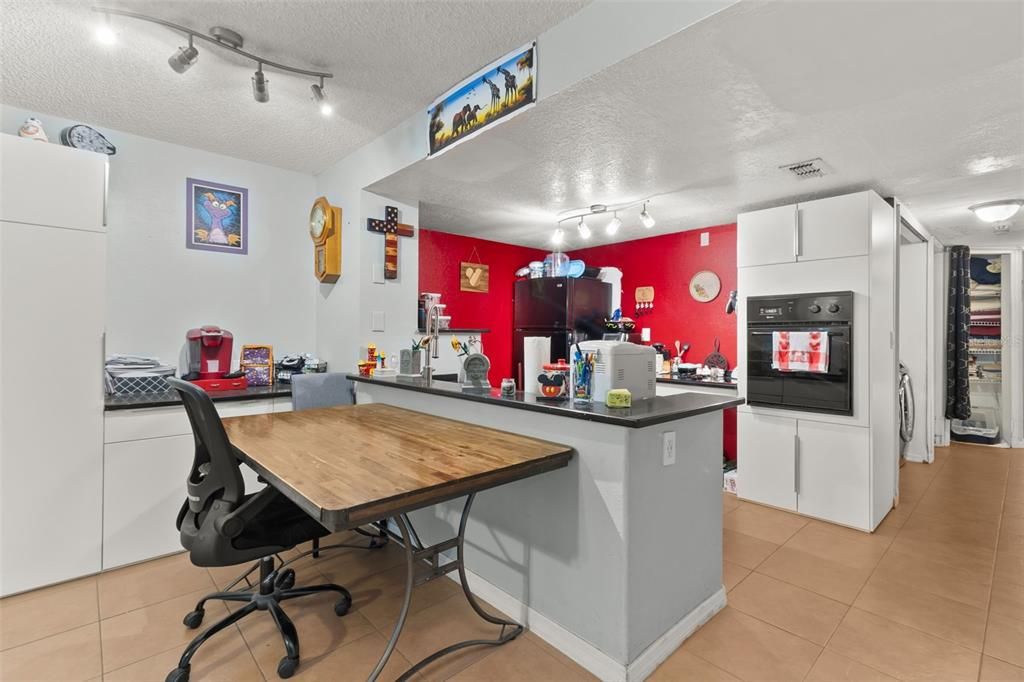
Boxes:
[625,587,727,681]
[452,568,726,682]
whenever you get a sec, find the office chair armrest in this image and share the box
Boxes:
[213,487,279,539]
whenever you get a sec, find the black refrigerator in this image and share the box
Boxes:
[513,277,611,387]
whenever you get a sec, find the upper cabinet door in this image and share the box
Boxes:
[737,204,798,268]
[0,134,107,232]
[797,192,870,263]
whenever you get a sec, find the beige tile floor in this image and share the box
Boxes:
[653,443,1024,682]
[1,442,1020,681]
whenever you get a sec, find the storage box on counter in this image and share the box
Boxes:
[108,373,175,395]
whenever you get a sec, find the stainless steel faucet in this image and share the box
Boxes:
[422,304,441,381]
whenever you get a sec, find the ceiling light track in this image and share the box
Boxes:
[551,197,655,246]
[92,7,333,81]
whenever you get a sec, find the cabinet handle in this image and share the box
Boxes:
[793,208,801,258]
[794,434,800,494]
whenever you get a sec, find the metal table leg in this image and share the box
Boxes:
[367,493,524,682]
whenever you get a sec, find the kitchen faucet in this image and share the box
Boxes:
[422,304,441,381]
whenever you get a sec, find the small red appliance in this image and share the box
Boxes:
[185,325,248,391]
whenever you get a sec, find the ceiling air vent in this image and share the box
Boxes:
[780,158,829,179]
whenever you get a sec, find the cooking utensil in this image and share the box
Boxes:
[681,343,690,361]
[704,337,728,370]
[674,340,681,357]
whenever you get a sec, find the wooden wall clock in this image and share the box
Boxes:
[309,196,342,283]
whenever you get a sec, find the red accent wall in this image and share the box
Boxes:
[418,229,545,381]
[418,223,738,460]
[569,223,738,460]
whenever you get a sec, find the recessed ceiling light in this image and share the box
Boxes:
[94,16,117,45]
[969,200,1023,223]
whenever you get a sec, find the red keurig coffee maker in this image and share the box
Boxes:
[184,325,248,391]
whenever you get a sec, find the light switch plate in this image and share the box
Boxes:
[372,264,385,284]
[370,311,385,332]
[641,327,651,342]
[700,232,710,247]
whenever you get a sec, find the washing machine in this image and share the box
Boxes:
[898,363,915,462]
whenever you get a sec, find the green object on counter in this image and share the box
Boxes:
[606,388,632,408]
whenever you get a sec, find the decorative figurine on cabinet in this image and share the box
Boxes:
[17,117,48,142]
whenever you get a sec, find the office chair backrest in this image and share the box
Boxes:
[290,372,355,411]
[167,378,245,515]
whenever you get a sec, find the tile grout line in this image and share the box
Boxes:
[976,447,1013,681]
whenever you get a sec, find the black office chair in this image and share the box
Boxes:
[164,378,352,682]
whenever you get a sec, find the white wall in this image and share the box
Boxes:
[1,105,317,368]
[312,2,735,372]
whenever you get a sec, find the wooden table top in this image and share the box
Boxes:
[222,403,574,529]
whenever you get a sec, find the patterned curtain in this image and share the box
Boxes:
[945,246,971,419]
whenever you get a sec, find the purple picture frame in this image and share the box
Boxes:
[186,177,248,255]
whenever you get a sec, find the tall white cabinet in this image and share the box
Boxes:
[735,190,898,532]
[1,134,108,595]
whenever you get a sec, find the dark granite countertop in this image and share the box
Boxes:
[105,384,291,411]
[348,374,743,428]
[657,376,738,390]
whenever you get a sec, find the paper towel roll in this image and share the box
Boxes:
[523,336,551,395]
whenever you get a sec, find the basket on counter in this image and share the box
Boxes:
[240,345,274,386]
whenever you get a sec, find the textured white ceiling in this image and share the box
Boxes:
[0,0,586,173]
[368,0,1024,248]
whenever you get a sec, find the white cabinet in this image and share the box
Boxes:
[737,204,797,268]
[0,134,106,231]
[797,193,870,262]
[0,135,107,596]
[101,399,275,569]
[738,412,872,529]
[796,421,870,529]
[738,192,871,268]
[103,435,194,569]
[737,412,797,510]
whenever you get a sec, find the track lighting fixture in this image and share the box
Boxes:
[606,213,622,236]
[251,65,269,103]
[168,35,199,74]
[552,197,655,244]
[577,217,592,240]
[92,7,333,114]
[551,227,565,246]
[311,79,332,116]
[640,202,655,229]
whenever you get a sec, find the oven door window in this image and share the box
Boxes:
[747,324,852,414]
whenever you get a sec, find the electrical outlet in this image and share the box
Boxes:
[662,432,676,466]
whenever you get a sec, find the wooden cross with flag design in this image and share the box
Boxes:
[366,206,414,280]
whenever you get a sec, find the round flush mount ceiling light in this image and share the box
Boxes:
[969,200,1023,223]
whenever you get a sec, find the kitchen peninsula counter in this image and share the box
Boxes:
[350,372,737,679]
[347,374,742,427]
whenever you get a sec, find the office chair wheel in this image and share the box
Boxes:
[277,656,299,679]
[165,665,190,682]
[182,610,204,629]
[275,568,296,591]
[334,594,352,616]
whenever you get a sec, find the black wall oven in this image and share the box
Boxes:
[746,291,854,415]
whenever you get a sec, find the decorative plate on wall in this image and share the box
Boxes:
[689,270,721,302]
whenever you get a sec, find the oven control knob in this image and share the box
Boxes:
[809,304,821,313]
[828,303,840,313]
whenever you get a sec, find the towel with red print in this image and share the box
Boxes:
[772,331,829,373]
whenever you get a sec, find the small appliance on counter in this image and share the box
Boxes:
[183,325,247,391]
[275,353,328,383]
[578,340,657,404]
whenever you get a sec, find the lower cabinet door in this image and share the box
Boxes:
[103,435,193,569]
[737,411,798,510]
[796,421,870,530]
